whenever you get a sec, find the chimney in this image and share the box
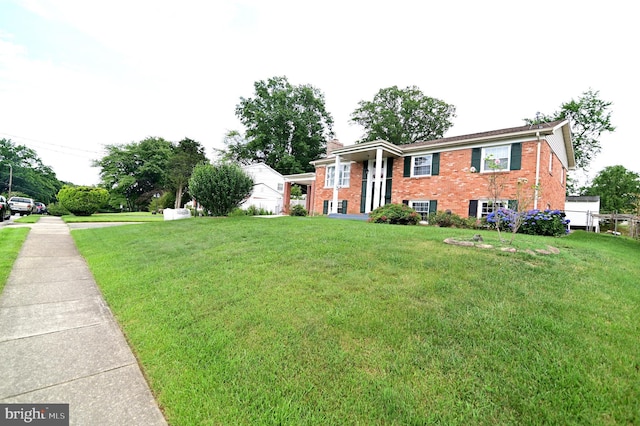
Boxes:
[326,139,343,156]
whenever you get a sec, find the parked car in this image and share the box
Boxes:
[34,202,47,214]
[0,196,11,222]
[8,196,36,216]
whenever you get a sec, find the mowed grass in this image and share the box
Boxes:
[0,227,30,293]
[62,211,164,223]
[71,217,640,425]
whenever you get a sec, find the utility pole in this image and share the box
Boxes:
[7,164,11,198]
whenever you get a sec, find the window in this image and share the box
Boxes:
[412,155,432,176]
[479,200,508,218]
[325,164,351,187]
[548,153,553,174]
[410,200,430,220]
[277,183,284,191]
[481,145,510,172]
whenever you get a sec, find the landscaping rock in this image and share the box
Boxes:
[476,244,494,249]
[501,247,517,253]
[444,238,475,247]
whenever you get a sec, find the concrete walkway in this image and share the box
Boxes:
[0,216,167,425]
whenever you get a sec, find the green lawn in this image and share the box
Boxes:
[61,211,165,222]
[71,217,640,425]
[0,227,30,293]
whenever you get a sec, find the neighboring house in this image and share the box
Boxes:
[565,196,600,232]
[284,120,575,219]
[240,163,285,214]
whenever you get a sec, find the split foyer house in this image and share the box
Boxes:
[284,120,575,219]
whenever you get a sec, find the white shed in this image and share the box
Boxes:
[565,196,600,232]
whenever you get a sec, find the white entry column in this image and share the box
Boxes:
[372,148,383,210]
[331,154,340,213]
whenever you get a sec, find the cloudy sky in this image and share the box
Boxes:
[0,0,637,185]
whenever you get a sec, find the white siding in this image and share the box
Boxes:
[546,128,569,169]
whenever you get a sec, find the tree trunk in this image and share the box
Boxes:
[174,186,184,209]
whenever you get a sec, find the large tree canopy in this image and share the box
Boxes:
[219,76,334,175]
[94,137,173,210]
[0,138,63,203]
[584,165,639,213]
[525,89,615,171]
[350,85,457,145]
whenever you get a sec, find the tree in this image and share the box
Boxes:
[350,85,457,145]
[168,138,208,208]
[57,185,109,216]
[219,76,334,175]
[525,89,615,171]
[188,163,253,216]
[584,165,640,213]
[0,138,63,203]
[94,137,173,210]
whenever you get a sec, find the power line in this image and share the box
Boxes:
[0,132,105,159]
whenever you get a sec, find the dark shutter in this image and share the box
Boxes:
[360,161,368,213]
[402,200,409,205]
[431,153,440,175]
[341,200,348,214]
[429,200,438,213]
[468,200,478,218]
[385,179,392,205]
[386,158,394,178]
[323,200,328,214]
[471,148,481,171]
[510,143,522,170]
[508,199,519,211]
[403,157,411,177]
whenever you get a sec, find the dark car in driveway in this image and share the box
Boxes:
[0,196,11,221]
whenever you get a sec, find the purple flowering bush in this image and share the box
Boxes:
[487,208,569,237]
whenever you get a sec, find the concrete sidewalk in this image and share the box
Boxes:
[0,216,167,425]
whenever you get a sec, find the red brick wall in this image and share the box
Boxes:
[311,138,567,216]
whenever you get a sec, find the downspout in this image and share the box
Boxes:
[534,131,541,210]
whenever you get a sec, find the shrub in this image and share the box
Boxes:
[487,208,569,237]
[228,208,248,217]
[369,203,419,225]
[520,209,570,237]
[424,211,477,228]
[290,205,307,216]
[189,163,254,217]
[56,186,109,216]
[46,202,70,217]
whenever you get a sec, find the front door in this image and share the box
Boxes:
[360,158,392,213]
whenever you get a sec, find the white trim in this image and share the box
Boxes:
[480,145,511,173]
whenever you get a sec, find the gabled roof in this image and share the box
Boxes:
[404,119,565,148]
[403,119,575,169]
[309,120,575,170]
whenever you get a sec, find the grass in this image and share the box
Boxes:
[0,227,30,293]
[61,211,165,223]
[12,214,41,223]
[71,217,640,425]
